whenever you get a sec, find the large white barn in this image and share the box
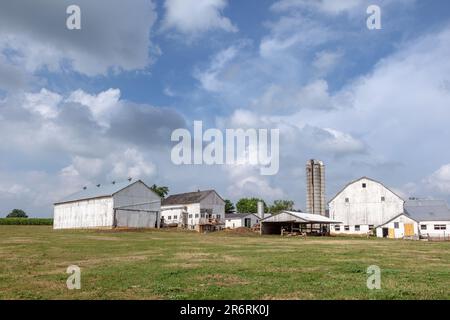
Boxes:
[329,177,404,235]
[160,190,225,232]
[54,180,161,230]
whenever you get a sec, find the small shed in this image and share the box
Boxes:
[260,211,341,236]
[375,213,419,239]
[225,213,261,229]
[54,180,161,230]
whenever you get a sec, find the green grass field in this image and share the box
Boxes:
[0,226,449,300]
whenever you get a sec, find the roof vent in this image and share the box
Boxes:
[128,177,132,182]
[112,181,116,185]
[83,186,87,190]
[96,184,101,188]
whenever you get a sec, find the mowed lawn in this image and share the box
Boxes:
[0,226,449,300]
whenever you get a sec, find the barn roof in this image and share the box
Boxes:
[55,180,149,205]
[162,190,223,206]
[404,199,450,221]
[328,176,404,204]
[261,211,341,224]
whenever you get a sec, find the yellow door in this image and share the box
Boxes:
[404,224,414,236]
[388,228,395,239]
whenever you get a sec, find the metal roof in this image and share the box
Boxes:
[162,190,223,206]
[404,199,450,221]
[328,176,404,204]
[55,180,148,205]
[261,211,341,224]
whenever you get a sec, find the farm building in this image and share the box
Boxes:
[328,177,404,235]
[405,199,450,239]
[260,211,341,236]
[54,180,161,230]
[225,213,272,229]
[160,190,225,232]
[375,213,419,239]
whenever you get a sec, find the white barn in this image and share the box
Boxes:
[329,177,404,235]
[54,180,161,230]
[161,190,225,232]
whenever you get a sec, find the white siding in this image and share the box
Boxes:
[54,197,114,229]
[225,215,259,229]
[375,214,419,239]
[418,221,450,238]
[329,178,404,235]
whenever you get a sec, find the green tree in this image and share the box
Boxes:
[269,200,294,214]
[224,200,235,214]
[150,185,169,198]
[7,209,28,218]
[236,198,267,213]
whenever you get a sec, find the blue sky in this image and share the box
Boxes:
[1,0,450,217]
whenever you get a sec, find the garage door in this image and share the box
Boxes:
[404,224,414,236]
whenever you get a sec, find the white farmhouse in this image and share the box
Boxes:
[161,190,225,232]
[54,180,161,230]
[329,177,404,235]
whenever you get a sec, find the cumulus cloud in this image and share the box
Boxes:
[0,0,158,76]
[426,164,450,195]
[162,0,237,36]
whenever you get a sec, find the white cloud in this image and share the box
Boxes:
[194,44,240,92]
[67,89,121,127]
[24,88,62,119]
[426,164,450,195]
[313,50,343,76]
[271,0,363,15]
[162,0,237,36]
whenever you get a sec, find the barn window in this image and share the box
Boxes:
[434,225,446,230]
[201,213,205,218]
[345,198,349,203]
[355,225,360,231]
[420,225,427,230]
[216,215,221,219]
[195,214,199,218]
[381,197,385,202]
[335,225,341,231]
[394,222,399,229]
[173,215,177,220]
[344,225,349,231]
[168,216,172,220]
[188,214,193,218]
[362,183,367,188]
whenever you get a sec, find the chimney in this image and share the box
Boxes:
[257,201,264,219]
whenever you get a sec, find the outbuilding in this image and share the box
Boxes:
[54,180,161,230]
[375,213,419,239]
[260,211,341,236]
[225,213,261,229]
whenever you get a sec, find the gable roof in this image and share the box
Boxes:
[375,213,418,229]
[162,190,223,206]
[328,176,404,204]
[404,199,450,221]
[55,180,153,205]
[261,211,341,224]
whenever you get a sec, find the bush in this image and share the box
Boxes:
[0,218,53,225]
